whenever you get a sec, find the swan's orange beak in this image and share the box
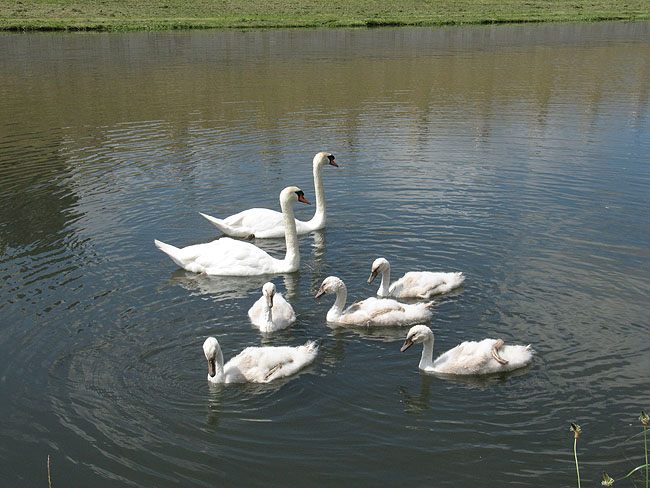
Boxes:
[298,194,311,205]
[328,155,338,167]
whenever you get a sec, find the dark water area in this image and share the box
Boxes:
[1,22,649,487]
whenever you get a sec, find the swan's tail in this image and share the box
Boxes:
[154,239,186,268]
[199,212,247,238]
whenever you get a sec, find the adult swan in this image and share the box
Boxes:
[200,152,337,238]
[154,186,309,275]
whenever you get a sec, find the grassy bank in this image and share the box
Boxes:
[1,0,649,31]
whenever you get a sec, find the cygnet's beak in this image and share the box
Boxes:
[367,269,378,284]
[207,358,216,377]
[400,338,414,352]
[266,293,274,309]
[315,286,326,299]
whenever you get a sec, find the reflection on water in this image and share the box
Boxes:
[325,321,414,343]
[165,268,300,302]
[399,374,435,414]
[0,22,649,488]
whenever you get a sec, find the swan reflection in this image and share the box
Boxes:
[398,365,534,414]
[164,269,299,302]
[325,321,410,343]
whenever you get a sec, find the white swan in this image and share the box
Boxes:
[202,336,317,384]
[200,152,337,238]
[154,186,309,275]
[315,276,434,327]
[368,257,465,299]
[400,325,534,375]
[248,282,296,333]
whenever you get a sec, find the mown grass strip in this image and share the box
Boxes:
[1,0,648,31]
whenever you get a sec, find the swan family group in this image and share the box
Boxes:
[154,152,534,384]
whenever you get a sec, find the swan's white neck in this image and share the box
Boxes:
[326,283,347,322]
[262,301,274,329]
[213,346,226,383]
[419,335,435,371]
[377,266,391,297]
[307,162,326,229]
[280,197,300,271]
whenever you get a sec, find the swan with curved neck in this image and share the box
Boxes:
[200,152,337,238]
[202,336,317,384]
[400,325,534,375]
[315,276,434,327]
[248,282,296,333]
[154,186,309,275]
[368,257,465,299]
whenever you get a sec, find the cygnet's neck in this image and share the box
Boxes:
[280,197,300,271]
[377,266,391,297]
[307,161,326,229]
[327,283,348,322]
[261,300,274,331]
[211,346,226,383]
[419,335,436,371]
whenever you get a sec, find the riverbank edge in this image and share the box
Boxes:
[2,11,649,32]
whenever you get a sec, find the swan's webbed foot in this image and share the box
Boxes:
[491,339,509,365]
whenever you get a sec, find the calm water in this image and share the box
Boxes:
[1,22,649,487]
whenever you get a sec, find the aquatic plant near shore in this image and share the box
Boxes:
[600,410,650,487]
[570,422,582,488]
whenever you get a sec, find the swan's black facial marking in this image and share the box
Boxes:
[327,154,339,167]
[295,190,311,205]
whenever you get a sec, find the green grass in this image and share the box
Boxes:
[1,0,649,31]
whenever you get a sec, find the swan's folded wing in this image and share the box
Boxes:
[273,294,296,325]
[192,238,278,275]
[224,208,285,234]
[230,346,315,382]
[247,296,266,325]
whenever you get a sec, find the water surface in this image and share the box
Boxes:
[1,22,649,487]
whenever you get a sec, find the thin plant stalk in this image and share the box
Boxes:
[641,410,649,488]
[571,423,582,488]
[47,455,52,488]
[643,425,648,488]
[574,436,581,488]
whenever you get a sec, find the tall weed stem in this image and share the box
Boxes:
[571,423,582,488]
